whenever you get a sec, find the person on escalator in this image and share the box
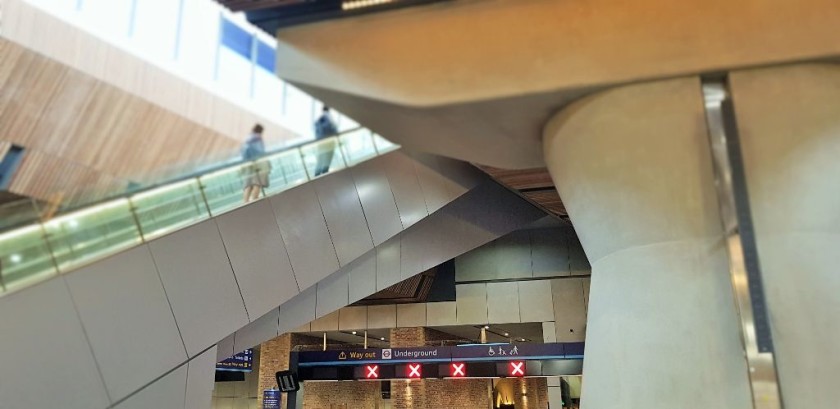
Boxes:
[313,106,338,176]
[241,124,271,202]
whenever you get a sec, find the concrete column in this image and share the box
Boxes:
[543,77,753,409]
[728,63,840,409]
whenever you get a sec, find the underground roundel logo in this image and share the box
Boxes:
[381,349,392,359]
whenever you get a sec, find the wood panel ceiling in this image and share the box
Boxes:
[479,166,567,218]
[352,269,437,306]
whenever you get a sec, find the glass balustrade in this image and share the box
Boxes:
[0,130,398,296]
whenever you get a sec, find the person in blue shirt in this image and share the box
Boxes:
[241,124,271,202]
[313,106,338,176]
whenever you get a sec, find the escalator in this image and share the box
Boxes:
[0,128,548,409]
[0,128,393,293]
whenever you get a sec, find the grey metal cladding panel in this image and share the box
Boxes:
[186,346,218,409]
[234,309,279,352]
[277,285,317,334]
[367,304,397,329]
[64,246,187,401]
[311,310,340,331]
[551,278,587,342]
[381,152,428,229]
[148,220,249,357]
[400,181,546,276]
[313,171,374,266]
[530,228,571,278]
[456,283,489,325]
[397,303,427,328]
[269,183,340,290]
[494,230,533,280]
[486,282,521,324]
[582,277,591,312]
[216,333,235,361]
[518,280,556,323]
[114,364,187,409]
[443,181,547,239]
[0,279,110,409]
[339,306,368,330]
[215,200,299,320]
[413,158,454,214]
[315,270,349,318]
[569,238,592,276]
[426,301,457,326]
[454,241,497,282]
[351,159,403,246]
[376,238,402,291]
[347,250,377,303]
[403,152,487,196]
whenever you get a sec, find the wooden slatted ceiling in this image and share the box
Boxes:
[0,38,254,205]
[354,270,437,305]
[0,0,296,159]
[479,166,567,218]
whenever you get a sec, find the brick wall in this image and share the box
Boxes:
[389,327,493,409]
[257,333,322,407]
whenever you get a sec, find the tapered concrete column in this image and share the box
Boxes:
[729,63,840,409]
[543,77,753,409]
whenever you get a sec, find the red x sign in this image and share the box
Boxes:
[365,365,379,379]
[407,363,422,378]
[509,361,525,377]
[450,363,466,377]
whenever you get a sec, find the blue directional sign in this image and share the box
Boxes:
[217,349,254,372]
[263,390,281,409]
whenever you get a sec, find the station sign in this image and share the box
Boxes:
[217,349,253,372]
[262,390,281,409]
[295,342,584,381]
[297,342,579,367]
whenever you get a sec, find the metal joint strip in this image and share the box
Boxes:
[701,78,784,409]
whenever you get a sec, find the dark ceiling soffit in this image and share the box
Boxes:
[245,0,454,33]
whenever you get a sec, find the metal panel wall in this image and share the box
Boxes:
[185,347,219,409]
[350,159,403,246]
[426,301,457,326]
[269,183,340,290]
[456,283,488,324]
[215,200,299,320]
[519,280,556,323]
[346,251,377,303]
[455,226,591,282]
[310,310,340,331]
[315,271,349,318]
[234,309,280,353]
[486,282,521,323]
[396,303,427,328]
[367,304,397,329]
[149,220,249,357]
[375,240,402,291]
[382,153,429,229]
[277,286,317,335]
[551,278,588,342]
[338,306,368,330]
[413,157,455,213]
[65,246,187,402]
[313,171,374,266]
[113,365,188,409]
[0,279,111,409]
[530,228,571,278]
